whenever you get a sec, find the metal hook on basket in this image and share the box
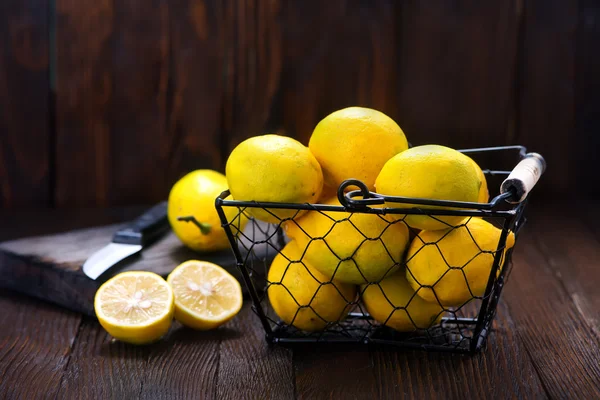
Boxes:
[337,179,385,209]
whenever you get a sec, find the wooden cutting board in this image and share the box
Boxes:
[0,222,278,316]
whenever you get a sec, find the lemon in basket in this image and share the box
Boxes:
[375,145,483,231]
[226,134,323,223]
[168,169,248,252]
[466,156,489,203]
[167,260,243,330]
[267,241,357,332]
[309,107,408,191]
[406,217,515,307]
[284,197,410,285]
[94,271,175,345]
[361,271,444,332]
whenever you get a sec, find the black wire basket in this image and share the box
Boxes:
[213,145,545,354]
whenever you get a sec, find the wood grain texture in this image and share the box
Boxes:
[138,322,223,399]
[517,0,577,194]
[0,292,81,399]
[57,317,150,398]
[396,1,520,150]
[218,304,295,399]
[369,304,547,399]
[55,0,114,207]
[530,206,600,339]
[222,0,282,149]
[504,229,600,398]
[273,0,396,144]
[167,0,227,179]
[575,1,600,197]
[110,0,170,205]
[294,344,378,399]
[0,0,49,207]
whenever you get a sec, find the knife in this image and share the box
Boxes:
[83,201,170,280]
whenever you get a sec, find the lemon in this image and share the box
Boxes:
[361,271,444,332]
[284,197,410,284]
[309,107,408,191]
[267,241,357,331]
[94,271,175,345]
[226,134,323,223]
[168,170,247,252]
[375,145,482,231]
[466,156,489,203]
[406,217,516,307]
[167,260,243,330]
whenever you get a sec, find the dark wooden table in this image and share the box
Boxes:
[1,201,599,399]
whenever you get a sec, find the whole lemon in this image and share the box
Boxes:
[406,217,516,307]
[309,107,408,191]
[361,271,444,332]
[168,170,247,252]
[226,134,323,223]
[284,197,410,285]
[267,241,357,331]
[375,145,482,230]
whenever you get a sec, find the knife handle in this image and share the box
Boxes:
[112,201,170,246]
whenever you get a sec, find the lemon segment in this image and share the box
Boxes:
[94,271,175,345]
[167,260,243,330]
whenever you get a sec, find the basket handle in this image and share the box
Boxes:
[500,152,546,204]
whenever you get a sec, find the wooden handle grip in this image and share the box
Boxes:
[501,153,546,204]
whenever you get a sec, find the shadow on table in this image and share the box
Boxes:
[98,322,242,358]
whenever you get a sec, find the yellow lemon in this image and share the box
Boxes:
[284,197,410,285]
[361,271,444,332]
[168,170,247,252]
[406,218,516,307]
[309,107,408,191]
[466,156,489,203]
[94,271,175,345]
[226,134,323,223]
[267,241,357,331]
[167,260,243,330]
[375,145,482,231]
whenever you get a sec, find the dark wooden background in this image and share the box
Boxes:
[1,0,598,209]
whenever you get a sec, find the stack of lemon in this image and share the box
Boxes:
[94,106,516,344]
[225,107,515,333]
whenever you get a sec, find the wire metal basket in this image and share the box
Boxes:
[213,145,545,354]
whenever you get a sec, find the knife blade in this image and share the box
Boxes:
[83,201,170,280]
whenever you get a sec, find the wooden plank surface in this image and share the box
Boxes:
[221,0,282,149]
[395,1,520,150]
[575,1,600,197]
[517,0,578,194]
[0,217,273,315]
[0,292,81,399]
[504,227,600,398]
[0,0,49,207]
[55,0,114,207]
[369,305,546,399]
[110,0,170,205]
[2,207,600,397]
[167,0,226,177]
[217,305,295,399]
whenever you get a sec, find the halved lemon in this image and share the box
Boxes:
[94,271,175,345]
[167,260,243,330]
